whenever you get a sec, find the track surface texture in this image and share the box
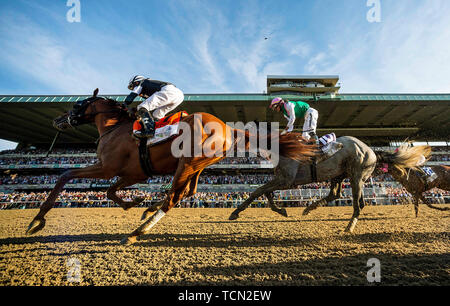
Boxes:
[0,205,449,286]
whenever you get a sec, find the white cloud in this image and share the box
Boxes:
[301,0,450,93]
[3,1,448,96]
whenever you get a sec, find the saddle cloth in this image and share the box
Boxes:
[133,111,188,146]
[421,166,438,183]
[148,111,188,145]
[319,132,336,146]
[318,133,340,156]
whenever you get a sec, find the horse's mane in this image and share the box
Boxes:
[377,144,432,177]
[100,97,135,121]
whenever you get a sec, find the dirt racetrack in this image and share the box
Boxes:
[0,205,449,286]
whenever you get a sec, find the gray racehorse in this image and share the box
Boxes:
[229,136,378,232]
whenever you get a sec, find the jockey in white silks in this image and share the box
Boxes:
[124,75,184,138]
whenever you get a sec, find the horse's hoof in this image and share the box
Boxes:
[141,210,151,221]
[280,208,288,218]
[134,197,144,205]
[302,208,310,216]
[344,219,357,233]
[148,203,161,213]
[229,213,239,221]
[120,236,137,245]
[26,218,46,235]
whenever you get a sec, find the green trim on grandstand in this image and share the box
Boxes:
[2,93,450,103]
[0,92,449,146]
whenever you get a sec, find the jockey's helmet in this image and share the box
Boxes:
[269,97,284,110]
[128,75,146,90]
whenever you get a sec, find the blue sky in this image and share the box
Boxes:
[1,0,450,150]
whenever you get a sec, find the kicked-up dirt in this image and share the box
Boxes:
[0,205,449,286]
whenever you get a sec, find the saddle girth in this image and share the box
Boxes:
[310,159,318,183]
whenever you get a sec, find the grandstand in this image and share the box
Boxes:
[1,75,449,209]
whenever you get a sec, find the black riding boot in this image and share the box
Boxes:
[134,108,155,139]
[309,132,319,145]
[309,132,319,166]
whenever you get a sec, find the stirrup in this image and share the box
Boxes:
[133,128,154,139]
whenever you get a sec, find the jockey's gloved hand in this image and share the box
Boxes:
[119,102,128,110]
[122,103,135,117]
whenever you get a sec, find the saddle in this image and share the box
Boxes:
[413,166,437,188]
[310,133,340,182]
[136,111,189,177]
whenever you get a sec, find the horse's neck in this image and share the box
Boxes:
[94,113,130,136]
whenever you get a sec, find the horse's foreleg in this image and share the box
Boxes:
[26,163,109,235]
[265,192,288,217]
[106,177,145,211]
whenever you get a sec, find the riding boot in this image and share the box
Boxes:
[309,132,320,148]
[309,132,319,165]
[134,108,155,139]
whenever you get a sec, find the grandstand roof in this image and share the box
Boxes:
[1,93,449,146]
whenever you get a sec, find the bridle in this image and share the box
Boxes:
[69,96,126,126]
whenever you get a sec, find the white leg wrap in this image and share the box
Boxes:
[142,209,166,232]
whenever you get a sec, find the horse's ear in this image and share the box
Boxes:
[93,88,99,97]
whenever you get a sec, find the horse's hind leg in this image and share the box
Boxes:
[106,177,145,211]
[420,194,450,213]
[141,170,203,221]
[303,176,344,216]
[414,196,420,217]
[345,178,363,233]
[229,176,290,220]
[26,163,110,235]
[122,157,209,245]
[142,199,165,219]
[265,192,288,217]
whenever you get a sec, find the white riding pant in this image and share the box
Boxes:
[137,85,184,120]
[302,108,318,140]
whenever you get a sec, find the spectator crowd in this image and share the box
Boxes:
[1,188,448,210]
[0,146,449,210]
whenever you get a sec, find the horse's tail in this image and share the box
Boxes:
[376,144,432,176]
[233,129,319,162]
[277,132,319,162]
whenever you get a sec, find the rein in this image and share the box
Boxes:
[95,124,123,146]
[75,97,130,145]
[81,98,125,120]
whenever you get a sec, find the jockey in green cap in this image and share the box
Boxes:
[269,97,319,143]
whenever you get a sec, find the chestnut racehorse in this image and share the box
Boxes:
[26,89,318,244]
[376,145,450,217]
